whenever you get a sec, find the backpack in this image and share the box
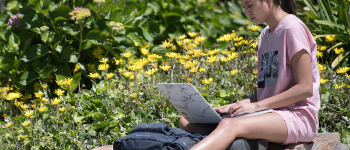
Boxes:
[113,123,204,150]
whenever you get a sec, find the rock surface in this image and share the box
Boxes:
[268,132,349,150]
[92,132,349,150]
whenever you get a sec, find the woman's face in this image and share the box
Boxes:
[240,0,271,24]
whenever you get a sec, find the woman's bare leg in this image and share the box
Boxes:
[179,116,218,135]
[190,112,288,150]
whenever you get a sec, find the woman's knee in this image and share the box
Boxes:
[179,115,189,130]
[216,118,243,133]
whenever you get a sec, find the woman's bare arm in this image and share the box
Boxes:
[256,50,313,110]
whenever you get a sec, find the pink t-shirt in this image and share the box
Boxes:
[257,14,320,143]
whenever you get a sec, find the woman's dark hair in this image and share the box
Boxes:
[274,0,298,18]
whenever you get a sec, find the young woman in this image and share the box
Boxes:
[179,0,320,149]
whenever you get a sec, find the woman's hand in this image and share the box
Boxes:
[213,99,261,117]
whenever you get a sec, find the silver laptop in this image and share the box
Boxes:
[156,83,273,124]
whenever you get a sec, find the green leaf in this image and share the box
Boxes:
[12,116,26,122]
[0,69,11,78]
[141,27,153,42]
[303,0,318,15]
[338,0,350,29]
[55,63,71,77]
[314,20,345,30]
[40,64,56,78]
[21,44,50,62]
[117,109,125,119]
[56,5,71,18]
[331,52,349,69]
[127,32,143,46]
[150,45,166,56]
[86,30,107,44]
[73,112,85,123]
[52,30,66,47]
[91,99,104,107]
[70,72,81,92]
[54,16,69,24]
[320,91,330,103]
[19,71,38,86]
[61,45,79,63]
[304,12,321,20]
[342,129,350,146]
[7,33,20,53]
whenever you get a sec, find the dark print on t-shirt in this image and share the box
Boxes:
[258,50,279,88]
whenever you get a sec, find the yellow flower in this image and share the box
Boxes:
[231,69,238,76]
[64,78,74,86]
[51,97,62,105]
[171,45,176,51]
[59,107,66,112]
[100,58,109,64]
[40,26,49,31]
[334,47,344,54]
[336,67,350,74]
[22,120,31,128]
[160,65,171,71]
[3,113,7,119]
[207,55,218,63]
[250,42,259,48]
[228,52,238,60]
[24,110,34,118]
[132,93,137,98]
[186,78,192,82]
[5,122,12,128]
[118,68,125,73]
[134,41,139,46]
[74,64,80,73]
[253,70,258,75]
[190,67,198,73]
[199,67,206,72]
[140,47,149,55]
[115,58,123,65]
[88,72,99,78]
[319,46,327,51]
[178,34,186,40]
[122,51,133,58]
[320,78,328,84]
[69,7,91,21]
[187,32,197,38]
[14,100,22,106]
[98,64,110,71]
[207,49,220,55]
[318,64,326,71]
[20,135,27,139]
[87,63,95,72]
[334,83,345,89]
[177,40,183,46]
[55,89,65,96]
[202,78,213,84]
[248,25,260,31]
[41,97,48,102]
[20,104,29,110]
[33,82,42,91]
[345,75,350,79]
[92,47,104,59]
[316,51,323,58]
[105,73,114,79]
[245,20,250,26]
[38,106,48,112]
[42,84,48,89]
[325,35,336,43]
[194,36,206,43]
[145,68,158,76]
[166,52,178,58]
[182,75,187,79]
[35,92,44,98]
[123,72,133,78]
[162,40,172,48]
[220,57,228,62]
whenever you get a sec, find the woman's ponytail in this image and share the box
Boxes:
[274,0,298,18]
